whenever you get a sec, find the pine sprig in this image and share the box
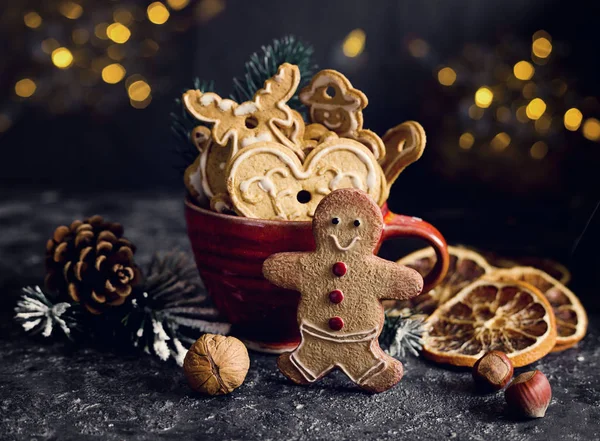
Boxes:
[14,286,82,340]
[231,35,317,111]
[169,79,214,174]
[122,251,231,365]
[380,310,426,358]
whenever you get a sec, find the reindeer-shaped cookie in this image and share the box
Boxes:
[183,63,306,160]
[263,188,423,393]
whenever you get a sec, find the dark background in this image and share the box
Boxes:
[1,0,599,309]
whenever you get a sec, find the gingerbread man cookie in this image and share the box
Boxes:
[184,126,212,204]
[226,139,386,220]
[263,189,423,393]
[183,63,306,160]
[299,70,385,160]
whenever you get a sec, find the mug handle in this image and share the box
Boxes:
[382,210,449,293]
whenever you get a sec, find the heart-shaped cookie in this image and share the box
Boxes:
[226,139,386,220]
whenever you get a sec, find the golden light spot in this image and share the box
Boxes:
[342,29,366,58]
[168,0,190,10]
[41,38,59,54]
[130,96,152,109]
[522,82,536,99]
[468,105,484,120]
[582,118,600,141]
[51,47,74,69]
[195,0,225,23]
[107,23,131,44]
[128,80,151,101]
[532,37,552,58]
[59,2,83,19]
[513,61,534,80]
[437,67,456,86]
[102,63,126,84]
[72,28,89,45]
[535,115,552,134]
[107,44,125,61]
[95,23,109,40]
[24,12,42,29]
[15,79,37,98]
[113,8,133,25]
[564,108,583,131]
[147,2,170,24]
[516,106,529,123]
[491,132,511,151]
[474,87,493,108]
[459,132,474,150]
[496,106,511,123]
[141,39,159,57]
[526,98,546,120]
[530,141,548,160]
[408,38,429,58]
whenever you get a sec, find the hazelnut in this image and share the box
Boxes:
[472,351,514,391]
[183,334,250,396]
[505,370,552,418]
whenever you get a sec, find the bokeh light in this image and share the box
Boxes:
[23,12,42,29]
[95,23,109,40]
[107,23,131,44]
[102,64,126,84]
[530,141,548,159]
[51,47,74,69]
[496,106,511,123]
[408,39,429,58]
[342,29,366,58]
[582,118,600,141]
[513,61,534,80]
[168,0,190,10]
[468,105,484,120]
[475,87,493,108]
[128,80,152,102]
[72,28,89,45]
[147,2,170,25]
[459,132,474,150]
[113,8,133,26]
[437,67,457,86]
[526,98,546,120]
[490,132,511,151]
[564,108,583,131]
[532,37,552,59]
[15,79,37,98]
[59,2,83,20]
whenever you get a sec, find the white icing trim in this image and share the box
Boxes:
[356,360,386,385]
[329,234,361,251]
[234,102,259,116]
[199,142,214,198]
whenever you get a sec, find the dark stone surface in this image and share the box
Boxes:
[1,192,599,441]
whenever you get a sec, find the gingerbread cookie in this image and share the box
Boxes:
[184,126,212,204]
[226,138,386,220]
[263,189,423,393]
[380,121,426,190]
[299,69,385,160]
[183,63,306,160]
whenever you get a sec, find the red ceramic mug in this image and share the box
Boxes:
[185,198,449,353]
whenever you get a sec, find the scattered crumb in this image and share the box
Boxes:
[577,356,585,362]
[296,404,304,410]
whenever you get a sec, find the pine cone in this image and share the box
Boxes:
[45,215,140,314]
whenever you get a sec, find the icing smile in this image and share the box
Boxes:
[329,234,361,251]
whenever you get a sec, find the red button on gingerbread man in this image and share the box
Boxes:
[263,188,423,393]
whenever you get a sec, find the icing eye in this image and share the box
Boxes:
[332,217,340,225]
[354,220,361,227]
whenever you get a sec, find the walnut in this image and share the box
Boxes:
[183,334,250,395]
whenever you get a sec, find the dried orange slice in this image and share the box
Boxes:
[422,280,556,367]
[394,246,493,314]
[482,252,571,285]
[486,267,587,351]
